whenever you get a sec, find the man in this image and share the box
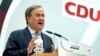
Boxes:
[3,5,53,56]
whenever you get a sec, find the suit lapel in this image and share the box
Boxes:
[23,27,32,45]
[41,32,47,52]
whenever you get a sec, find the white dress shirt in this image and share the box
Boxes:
[28,26,44,53]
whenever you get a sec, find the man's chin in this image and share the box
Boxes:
[37,27,44,31]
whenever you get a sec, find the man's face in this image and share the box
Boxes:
[27,7,45,31]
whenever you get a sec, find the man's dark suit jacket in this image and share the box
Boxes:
[3,27,53,56]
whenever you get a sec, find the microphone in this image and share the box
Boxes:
[46,30,61,37]
[46,30,53,34]
[53,33,62,37]
[46,30,68,41]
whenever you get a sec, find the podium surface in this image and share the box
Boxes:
[58,40,93,56]
[31,52,58,56]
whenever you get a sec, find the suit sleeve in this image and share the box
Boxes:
[3,31,28,56]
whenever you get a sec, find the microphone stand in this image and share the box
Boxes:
[53,33,68,41]
[46,30,69,52]
[62,36,68,41]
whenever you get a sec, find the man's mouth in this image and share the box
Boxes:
[38,22,43,25]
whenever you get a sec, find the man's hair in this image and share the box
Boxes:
[25,5,42,24]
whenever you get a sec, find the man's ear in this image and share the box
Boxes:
[27,16,30,24]
[27,16,29,21]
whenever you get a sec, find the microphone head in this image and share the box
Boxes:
[46,30,53,34]
[46,30,68,41]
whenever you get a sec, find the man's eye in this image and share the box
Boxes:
[36,14,44,17]
[42,14,44,17]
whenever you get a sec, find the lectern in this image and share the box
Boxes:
[31,52,58,56]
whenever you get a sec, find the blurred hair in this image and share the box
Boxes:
[25,5,42,24]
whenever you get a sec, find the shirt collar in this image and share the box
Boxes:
[28,26,41,35]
